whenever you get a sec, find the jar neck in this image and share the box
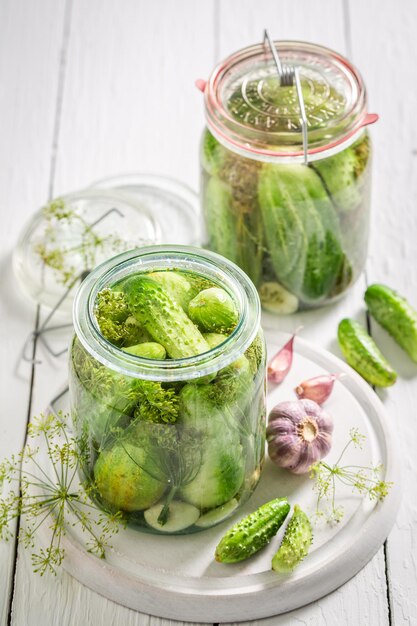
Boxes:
[207,120,368,164]
[73,246,261,382]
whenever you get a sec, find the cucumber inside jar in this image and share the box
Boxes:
[201,128,371,311]
[201,40,373,312]
[70,267,266,534]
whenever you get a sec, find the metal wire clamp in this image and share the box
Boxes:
[263,30,309,164]
[20,207,125,364]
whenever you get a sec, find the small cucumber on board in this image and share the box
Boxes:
[123,275,210,359]
[271,505,312,573]
[365,283,417,363]
[215,497,290,563]
[337,318,397,387]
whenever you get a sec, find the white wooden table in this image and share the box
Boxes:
[0,1,416,624]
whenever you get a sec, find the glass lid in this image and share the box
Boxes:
[205,40,368,156]
[13,176,201,314]
[90,173,201,247]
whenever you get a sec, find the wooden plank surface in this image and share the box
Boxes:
[348,1,417,624]
[0,0,66,622]
[218,2,389,625]
[0,0,414,624]
[52,0,215,196]
[10,1,215,625]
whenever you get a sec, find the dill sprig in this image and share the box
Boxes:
[126,422,203,525]
[94,289,150,347]
[310,427,393,524]
[34,198,125,287]
[133,381,180,424]
[71,338,182,455]
[73,338,180,425]
[95,289,130,325]
[244,332,265,376]
[0,412,124,576]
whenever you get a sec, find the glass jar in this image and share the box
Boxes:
[199,41,376,313]
[69,245,266,534]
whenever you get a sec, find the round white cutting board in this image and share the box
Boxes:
[39,330,401,623]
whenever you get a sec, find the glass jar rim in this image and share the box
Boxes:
[204,40,369,160]
[73,245,261,382]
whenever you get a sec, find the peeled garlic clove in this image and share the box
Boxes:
[294,373,344,405]
[267,399,334,474]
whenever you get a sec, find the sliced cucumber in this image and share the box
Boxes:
[259,282,299,314]
[144,500,200,532]
[194,498,239,528]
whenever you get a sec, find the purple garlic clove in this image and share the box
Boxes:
[267,328,302,384]
[294,373,344,405]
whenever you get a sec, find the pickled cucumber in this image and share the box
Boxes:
[203,177,238,264]
[312,146,362,213]
[147,271,194,311]
[122,342,166,359]
[94,443,165,512]
[123,275,210,359]
[258,164,344,301]
[201,128,226,176]
[188,287,238,333]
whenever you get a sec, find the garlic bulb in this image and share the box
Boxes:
[266,399,334,474]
